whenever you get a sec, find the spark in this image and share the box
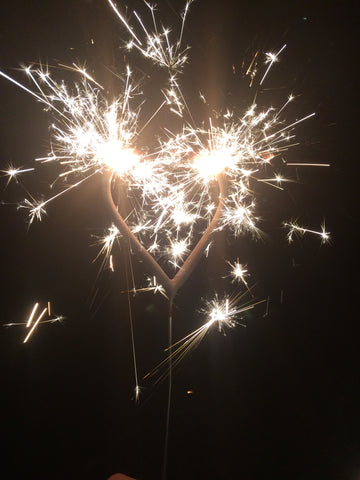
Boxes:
[260,44,286,85]
[107,0,191,73]
[3,300,64,340]
[23,307,48,343]
[134,385,142,403]
[144,292,265,383]
[204,295,241,331]
[146,276,167,297]
[287,163,330,167]
[61,63,104,89]
[1,166,34,185]
[228,260,251,292]
[246,50,259,78]
[97,224,121,258]
[260,173,292,186]
[169,238,189,266]
[122,276,167,298]
[3,316,64,328]
[107,0,142,45]
[285,221,330,244]
[204,241,212,257]
[26,302,39,328]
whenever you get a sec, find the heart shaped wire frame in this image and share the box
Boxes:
[104,171,227,301]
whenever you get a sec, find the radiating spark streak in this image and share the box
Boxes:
[47,301,51,316]
[4,316,64,327]
[285,221,330,244]
[58,63,104,89]
[179,1,193,48]
[246,50,259,76]
[275,94,294,118]
[109,0,190,73]
[287,163,330,167]
[26,302,39,328]
[134,385,142,402]
[94,224,121,261]
[204,242,212,257]
[228,260,251,293]
[127,276,167,298]
[255,113,316,146]
[0,70,64,117]
[257,180,284,190]
[35,156,69,162]
[25,66,49,99]
[137,100,167,135]
[260,44,286,85]
[1,167,35,185]
[109,254,114,272]
[170,107,182,117]
[23,307,48,343]
[133,9,151,40]
[21,172,98,223]
[107,0,142,45]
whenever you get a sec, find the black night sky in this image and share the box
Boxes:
[0,1,358,479]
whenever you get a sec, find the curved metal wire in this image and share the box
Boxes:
[104,171,227,300]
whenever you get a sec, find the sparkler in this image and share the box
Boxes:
[1,1,329,373]
[284,221,330,244]
[0,5,332,480]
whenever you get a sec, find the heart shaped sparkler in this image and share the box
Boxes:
[105,171,227,300]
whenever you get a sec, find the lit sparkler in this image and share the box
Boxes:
[1,1,330,383]
[0,49,322,293]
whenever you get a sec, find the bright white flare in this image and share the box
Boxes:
[97,144,140,174]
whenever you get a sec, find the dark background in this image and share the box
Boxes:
[0,1,358,479]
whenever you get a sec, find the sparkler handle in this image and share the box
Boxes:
[104,171,226,300]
